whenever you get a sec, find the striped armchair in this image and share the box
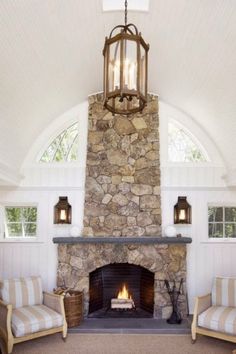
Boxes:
[192,277,236,344]
[0,276,67,354]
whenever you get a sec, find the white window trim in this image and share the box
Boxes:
[0,203,43,243]
[203,203,236,243]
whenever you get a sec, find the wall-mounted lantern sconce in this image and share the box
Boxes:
[54,196,72,224]
[174,196,191,224]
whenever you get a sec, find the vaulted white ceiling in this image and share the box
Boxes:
[0,0,236,180]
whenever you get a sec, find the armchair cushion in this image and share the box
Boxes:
[0,276,43,309]
[198,305,236,335]
[212,277,236,307]
[12,304,63,337]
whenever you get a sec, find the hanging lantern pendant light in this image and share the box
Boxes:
[103,0,149,115]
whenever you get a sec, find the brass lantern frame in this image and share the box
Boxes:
[103,20,149,115]
[174,196,192,224]
[54,196,72,224]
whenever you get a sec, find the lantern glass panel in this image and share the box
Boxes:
[140,44,146,96]
[123,39,137,91]
[108,41,121,92]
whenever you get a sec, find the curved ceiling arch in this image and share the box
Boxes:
[0,0,236,177]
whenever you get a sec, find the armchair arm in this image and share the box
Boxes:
[194,293,212,316]
[192,293,211,334]
[0,299,13,344]
[43,292,65,317]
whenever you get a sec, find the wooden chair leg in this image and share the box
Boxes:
[7,340,13,354]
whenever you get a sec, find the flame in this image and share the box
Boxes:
[117,284,132,300]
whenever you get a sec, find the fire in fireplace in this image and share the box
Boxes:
[111,284,135,310]
[89,263,154,318]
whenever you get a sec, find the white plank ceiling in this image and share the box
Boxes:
[0,0,236,174]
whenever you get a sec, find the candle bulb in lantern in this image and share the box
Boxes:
[179,209,186,221]
[60,209,67,221]
[114,60,120,90]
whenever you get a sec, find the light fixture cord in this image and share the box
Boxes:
[125,0,128,26]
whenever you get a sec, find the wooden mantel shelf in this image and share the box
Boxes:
[53,236,192,245]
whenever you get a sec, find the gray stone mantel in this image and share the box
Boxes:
[53,236,192,244]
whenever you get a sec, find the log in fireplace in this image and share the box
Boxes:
[88,263,154,318]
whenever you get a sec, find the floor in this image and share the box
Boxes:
[69,317,191,334]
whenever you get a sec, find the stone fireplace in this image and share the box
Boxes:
[53,93,191,320]
[56,239,189,319]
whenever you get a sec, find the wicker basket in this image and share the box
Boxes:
[64,290,83,328]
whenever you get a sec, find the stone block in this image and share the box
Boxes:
[82,227,94,237]
[146,150,157,160]
[112,175,122,184]
[114,116,136,135]
[131,184,152,195]
[137,212,153,227]
[127,216,136,226]
[102,194,112,204]
[119,165,135,176]
[132,117,148,130]
[140,195,160,209]
[145,224,162,236]
[86,176,104,195]
[121,226,145,237]
[105,214,127,229]
[118,183,131,194]
[97,175,112,184]
[107,149,128,166]
[118,201,139,217]
[135,167,160,186]
[88,131,104,145]
[122,176,134,183]
[112,193,129,206]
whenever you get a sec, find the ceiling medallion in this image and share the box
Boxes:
[103,0,149,115]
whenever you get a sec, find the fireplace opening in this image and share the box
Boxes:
[88,263,154,318]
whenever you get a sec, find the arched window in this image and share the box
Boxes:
[39,122,79,163]
[168,120,208,162]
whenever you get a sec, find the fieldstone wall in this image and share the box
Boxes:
[57,243,188,319]
[83,93,161,237]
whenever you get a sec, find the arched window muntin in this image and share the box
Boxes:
[168,119,209,163]
[39,122,79,163]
